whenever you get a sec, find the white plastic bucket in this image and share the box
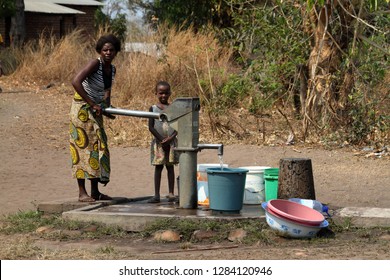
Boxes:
[239,166,271,204]
[197,163,228,206]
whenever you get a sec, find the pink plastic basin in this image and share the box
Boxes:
[267,199,325,226]
[266,205,321,226]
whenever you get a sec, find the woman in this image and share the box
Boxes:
[70,34,121,202]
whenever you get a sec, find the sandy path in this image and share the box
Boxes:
[1,90,389,216]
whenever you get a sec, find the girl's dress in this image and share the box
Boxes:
[150,105,179,166]
[69,58,115,184]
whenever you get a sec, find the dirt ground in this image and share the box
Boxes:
[0,82,390,260]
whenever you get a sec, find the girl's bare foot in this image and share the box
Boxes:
[166,193,176,202]
[91,193,112,200]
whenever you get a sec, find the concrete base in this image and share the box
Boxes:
[37,198,390,232]
[336,207,390,227]
[39,196,265,232]
[63,199,266,232]
[37,196,143,214]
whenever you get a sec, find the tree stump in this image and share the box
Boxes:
[277,158,316,200]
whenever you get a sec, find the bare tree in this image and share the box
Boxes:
[10,0,25,47]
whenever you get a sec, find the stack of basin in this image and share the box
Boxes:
[261,199,328,238]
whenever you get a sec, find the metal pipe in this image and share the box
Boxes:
[178,151,198,209]
[103,107,161,119]
[197,143,224,156]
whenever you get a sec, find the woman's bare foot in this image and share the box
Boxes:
[78,195,95,202]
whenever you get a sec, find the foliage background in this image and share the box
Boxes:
[0,0,388,148]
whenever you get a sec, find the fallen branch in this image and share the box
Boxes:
[277,107,296,140]
[152,244,239,254]
[1,90,33,93]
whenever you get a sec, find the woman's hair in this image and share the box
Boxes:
[96,34,121,53]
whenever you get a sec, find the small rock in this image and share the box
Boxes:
[379,234,390,241]
[362,146,374,152]
[36,226,54,234]
[295,251,308,257]
[228,228,247,242]
[153,230,181,242]
[82,225,98,233]
[191,230,217,241]
[60,229,83,237]
[42,83,55,90]
[286,133,294,145]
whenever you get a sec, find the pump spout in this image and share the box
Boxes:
[197,143,224,156]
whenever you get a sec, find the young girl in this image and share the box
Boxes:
[148,81,179,203]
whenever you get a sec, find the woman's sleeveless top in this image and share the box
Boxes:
[82,57,116,104]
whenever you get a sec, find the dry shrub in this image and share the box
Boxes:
[110,25,236,146]
[162,25,234,100]
[114,25,234,103]
[3,28,286,147]
[11,29,94,85]
[3,27,388,148]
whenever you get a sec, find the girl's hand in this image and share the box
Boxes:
[161,137,173,151]
[91,104,102,116]
[161,136,173,145]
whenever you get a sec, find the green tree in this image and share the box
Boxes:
[0,0,16,46]
[95,0,128,42]
[124,0,389,144]
[0,0,16,18]
[217,0,388,143]
[111,13,127,42]
[95,5,110,29]
[132,0,233,31]
[9,0,25,47]
[302,0,389,142]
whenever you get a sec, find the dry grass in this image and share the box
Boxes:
[109,25,234,105]
[108,25,237,146]
[1,212,389,260]
[9,30,93,85]
[2,27,388,148]
[0,27,318,148]
[5,27,238,146]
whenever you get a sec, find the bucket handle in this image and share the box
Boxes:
[207,170,247,175]
[264,175,279,179]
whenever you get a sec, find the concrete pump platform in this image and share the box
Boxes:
[38,196,268,231]
[37,196,390,231]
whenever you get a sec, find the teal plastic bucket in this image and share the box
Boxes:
[207,167,249,212]
[264,168,279,201]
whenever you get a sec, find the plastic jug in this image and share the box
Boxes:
[288,198,330,217]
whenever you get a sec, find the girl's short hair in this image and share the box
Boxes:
[96,34,121,53]
[156,81,171,91]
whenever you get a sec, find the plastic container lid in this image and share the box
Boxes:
[289,198,330,216]
[264,175,279,179]
[197,164,228,172]
[238,166,271,173]
[264,168,279,176]
[206,167,249,174]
